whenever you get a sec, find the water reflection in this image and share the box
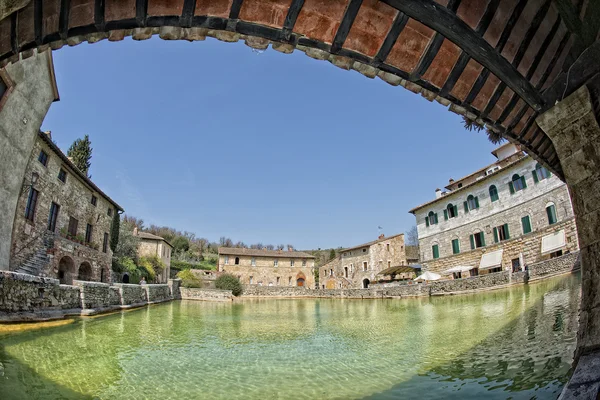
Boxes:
[0,274,580,400]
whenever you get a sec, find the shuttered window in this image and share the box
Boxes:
[85,224,93,243]
[489,185,499,202]
[427,211,438,226]
[533,164,551,183]
[466,195,479,211]
[68,217,78,236]
[522,216,532,234]
[547,204,558,225]
[470,232,485,249]
[452,239,460,254]
[509,174,527,193]
[432,245,439,259]
[493,224,510,243]
[24,188,39,222]
[48,202,60,231]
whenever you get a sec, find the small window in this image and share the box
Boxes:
[103,232,109,253]
[276,277,280,285]
[533,163,551,183]
[107,208,113,217]
[85,223,93,243]
[432,244,439,259]
[251,257,256,266]
[68,217,78,237]
[547,203,557,225]
[58,168,67,183]
[386,243,390,251]
[274,259,278,267]
[91,195,97,206]
[426,211,438,227]
[494,224,510,242]
[458,183,463,188]
[509,174,527,193]
[445,203,458,219]
[235,257,240,265]
[330,269,333,276]
[291,260,295,267]
[489,185,499,202]
[289,277,292,286]
[24,188,39,222]
[363,261,368,271]
[470,232,485,249]
[302,260,306,267]
[452,239,460,254]
[362,248,367,253]
[550,250,563,259]
[465,195,479,212]
[249,276,253,284]
[511,258,521,272]
[48,202,60,232]
[224,255,229,265]
[521,215,532,234]
[38,150,49,166]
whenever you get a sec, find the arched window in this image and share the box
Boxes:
[546,202,557,225]
[445,203,457,219]
[533,163,551,182]
[426,211,438,226]
[510,174,526,193]
[466,195,479,211]
[234,257,240,265]
[489,185,499,202]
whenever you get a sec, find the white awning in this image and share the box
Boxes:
[541,230,566,254]
[443,266,474,274]
[479,249,504,270]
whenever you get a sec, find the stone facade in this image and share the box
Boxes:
[135,229,173,283]
[73,280,120,310]
[319,233,408,289]
[9,131,123,285]
[411,144,579,277]
[218,247,316,289]
[142,284,171,303]
[180,287,234,302]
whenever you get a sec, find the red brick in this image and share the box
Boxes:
[69,0,95,29]
[148,0,184,17]
[385,19,434,73]
[17,2,35,46]
[105,0,136,22]
[294,0,347,44]
[42,0,61,38]
[344,0,397,57]
[195,0,233,18]
[456,0,487,30]
[472,73,500,111]
[483,0,518,48]
[422,39,461,89]
[450,58,483,101]
[239,0,293,29]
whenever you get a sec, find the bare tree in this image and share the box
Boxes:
[406,225,419,246]
[266,244,275,250]
[276,244,285,250]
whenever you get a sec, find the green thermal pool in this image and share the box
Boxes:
[0,274,581,399]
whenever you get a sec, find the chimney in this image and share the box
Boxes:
[378,234,385,240]
[449,178,454,184]
[44,131,52,140]
[133,227,138,236]
[435,188,442,199]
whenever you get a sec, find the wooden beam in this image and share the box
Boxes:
[552,0,582,36]
[136,0,147,27]
[94,0,105,31]
[331,0,363,53]
[283,0,305,33]
[59,0,70,39]
[34,0,42,44]
[379,0,546,111]
[536,31,571,90]
[410,33,444,80]
[229,0,243,19]
[374,11,409,64]
[180,0,196,27]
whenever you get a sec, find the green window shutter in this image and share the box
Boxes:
[452,239,460,254]
[443,209,448,220]
[425,217,429,227]
[454,205,458,216]
[432,245,439,259]
[474,197,480,209]
[480,232,486,246]
[434,213,438,224]
[504,223,510,239]
[509,182,515,194]
[493,227,499,243]
[547,206,557,224]
[532,170,539,184]
[470,235,475,250]
[521,176,527,189]
[522,216,531,234]
[464,201,469,213]
[548,170,552,177]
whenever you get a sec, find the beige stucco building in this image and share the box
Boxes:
[409,143,579,278]
[134,228,173,283]
[218,248,316,288]
[10,130,123,284]
[319,233,407,289]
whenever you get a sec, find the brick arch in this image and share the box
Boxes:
[0,0,594,178]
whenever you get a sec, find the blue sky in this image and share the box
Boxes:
[42,36,497,250]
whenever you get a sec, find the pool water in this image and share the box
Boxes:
[0,274,580,399]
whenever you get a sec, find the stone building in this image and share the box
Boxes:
[10,130,124,284]
[218,247,316,288]
[409,143,579,277]
[319,233,407,289]
[134,228,173,283]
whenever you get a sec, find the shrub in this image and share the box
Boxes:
[171,259,215,271]
[215,274,243,296]
[177,269,203,288]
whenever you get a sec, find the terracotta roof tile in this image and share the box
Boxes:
[218,247,315,259]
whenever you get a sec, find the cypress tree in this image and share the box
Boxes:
[110,212,120,252]
[67,135,93,177]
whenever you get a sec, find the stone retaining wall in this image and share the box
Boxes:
[180,288,233,302]
[240,284,428,298]
[73,280,119,310]
[0,271,78,313]
[112,283,147,306]
[527,251,580,280]
[168,279,182,300]
[143,284,171,303]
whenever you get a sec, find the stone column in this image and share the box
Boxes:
[537,86,600,360]
[0,50,57,270]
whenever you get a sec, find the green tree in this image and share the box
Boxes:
[215,274,243,296]
[329,249,336,260]
[110,212,120,252]
[67,135,93,177]
[171,236,190,254]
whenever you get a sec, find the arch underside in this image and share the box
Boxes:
[0,0,594,179]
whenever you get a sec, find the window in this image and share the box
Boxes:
[470,232,485,249]
[452,239,460,254]
[289,277,293,286]
[38,150,49,166]
[24,188,39,222]
[58,168,67,183]
[330,269,333,276]
[509,174,527,193]
[107,208,113,217]
[464,195,479,212]
[274,259,278,267]
[489,185,499,202]
[234,257,240,265]
[550,250,563,258]
[48,202,60,232]
[445,203,458,220]
[426,211,438,227]
[458,183,463,188]
[103,232,109,253]
[251,257,256,266]
[68,217,78,236]
[511,258,521,272]
[224,255,229,265]
[362,248,367,253]
[494,224,510,242]
[547,203,558,225]
[85,224,93,243]
[387,261,391,269]
[522,215,532,234]
[276,277,280,285]
[91,195,97,206]
[291,260,295,267]
[432,245,439,259]
[533,163,551,183]
[249,276,253,284]
[302,260,306,267]
[386,243,390,251]
[363,261,368,271]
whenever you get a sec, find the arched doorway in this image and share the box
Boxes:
[296,272,306,287]
[122,273,130,283]
[362,279,370,289]
[344,267,348,278]
[326,280,336,290]
[57,256,75,285]
[77,262,93,281]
